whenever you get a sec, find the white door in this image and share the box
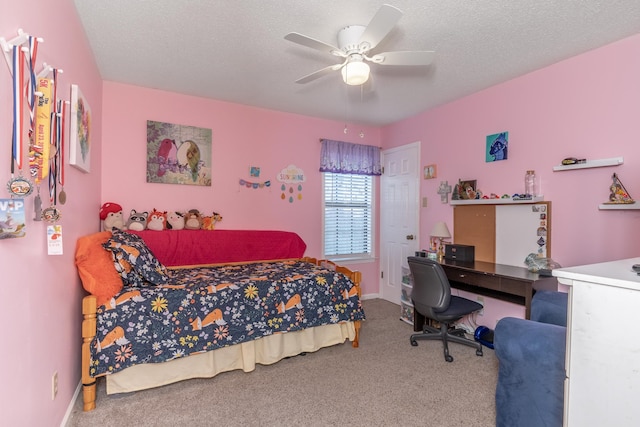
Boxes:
[380,142,421,305]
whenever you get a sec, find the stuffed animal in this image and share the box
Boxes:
[99,202,125,231]
[126,209,148,231]
[201,211,223,230]
[166,211,185,230]
[147,208,167,231]
[184,209,203,230]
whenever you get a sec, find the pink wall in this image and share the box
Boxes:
[0,0,103,425]
[3,2,640,424]
[382,35,640,327]
[101,81,382,294]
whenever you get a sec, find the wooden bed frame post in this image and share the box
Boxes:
[82,295,98,411]
[310,257,363,348]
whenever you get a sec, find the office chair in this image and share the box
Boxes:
[408,256,484,362]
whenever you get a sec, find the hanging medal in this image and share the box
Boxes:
[7,44,34,198]
[56,98,67,205]
[41,74,62,223]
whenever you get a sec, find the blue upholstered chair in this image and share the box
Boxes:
[494,290,568,427]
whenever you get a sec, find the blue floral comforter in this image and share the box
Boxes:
[90,260,365,377]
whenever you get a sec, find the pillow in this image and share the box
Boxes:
[75,231,124,306]
[102,229,170,285]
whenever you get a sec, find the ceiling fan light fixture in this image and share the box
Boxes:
[341,61,370,86]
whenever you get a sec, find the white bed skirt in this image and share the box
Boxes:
[106,322,356,394]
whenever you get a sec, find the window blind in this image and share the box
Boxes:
[323,172,373,257]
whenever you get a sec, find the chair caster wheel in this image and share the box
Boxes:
[476,349,483,357]
[410,339,418,346]
[445,355,454,362]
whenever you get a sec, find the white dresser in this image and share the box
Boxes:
[553,258,640,427]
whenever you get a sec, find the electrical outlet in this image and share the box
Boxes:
[476,297,484,316]
[52,371,58,400]
[422,197,428,207]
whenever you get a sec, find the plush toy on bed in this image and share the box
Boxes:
[202,211,223,230]
[166,211,185,230]
[184,209,203,230]
[126,209,148,231]
[147,208,167,231]
[99,202,125,231]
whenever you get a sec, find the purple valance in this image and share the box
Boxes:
[319,139,382,176]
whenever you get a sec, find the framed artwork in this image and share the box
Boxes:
[146,120,212,186]
[486,131,509,162]
[424,164,437,179]
[69,84,92,173]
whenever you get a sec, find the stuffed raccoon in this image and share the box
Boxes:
[126,209,148,231]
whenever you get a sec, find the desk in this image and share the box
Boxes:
[413,259,557,331]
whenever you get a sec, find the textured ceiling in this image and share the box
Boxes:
[73,1,640,126]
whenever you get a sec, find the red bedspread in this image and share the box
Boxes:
[128,229,307,266]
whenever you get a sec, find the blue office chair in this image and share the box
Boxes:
[408,256,484,362]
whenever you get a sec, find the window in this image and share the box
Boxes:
[323,172,374,259]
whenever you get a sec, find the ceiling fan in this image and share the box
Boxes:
[284,4,435,86]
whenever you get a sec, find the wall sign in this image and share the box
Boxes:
[277,164,305,203]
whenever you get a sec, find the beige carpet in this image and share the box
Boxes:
[67,299,497,426]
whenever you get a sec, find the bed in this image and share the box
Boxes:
[77,229,365,411]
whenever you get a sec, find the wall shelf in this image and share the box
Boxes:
[598,203,640,210]
[553,157,623,171]
[450,196,544,205]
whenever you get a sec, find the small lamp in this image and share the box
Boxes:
[341,58,370,86]
[430,221,451,261]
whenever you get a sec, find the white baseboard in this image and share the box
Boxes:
[60,381,82,427]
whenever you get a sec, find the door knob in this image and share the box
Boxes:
[406,234,415,240]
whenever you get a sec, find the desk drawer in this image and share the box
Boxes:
[501,278,529,297]
[445,268,501,292]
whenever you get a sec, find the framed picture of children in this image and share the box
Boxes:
[424,164,437,179]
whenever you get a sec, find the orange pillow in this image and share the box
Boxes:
[75,231,123,306]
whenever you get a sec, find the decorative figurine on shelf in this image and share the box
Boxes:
[606,173,635,204]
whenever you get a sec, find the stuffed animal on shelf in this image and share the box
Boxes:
[126,209,148,231]
[99,202,125,231]
[202,211,223,230]
[166,211,185,230]
[147,208,167,231]
[184,209,203,230]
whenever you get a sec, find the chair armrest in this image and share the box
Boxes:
[531,290,568,327]
[494,317,566,427]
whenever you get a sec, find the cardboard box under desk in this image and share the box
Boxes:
[444,244,475,262]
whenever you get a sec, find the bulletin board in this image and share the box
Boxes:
[453,202,551,266]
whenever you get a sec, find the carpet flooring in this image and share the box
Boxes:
[67,298,498,426]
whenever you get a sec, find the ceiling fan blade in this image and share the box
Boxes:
[370,50,435,66]
[285,32,344,56]
[294,63,344,84]
[358,4,403,51]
